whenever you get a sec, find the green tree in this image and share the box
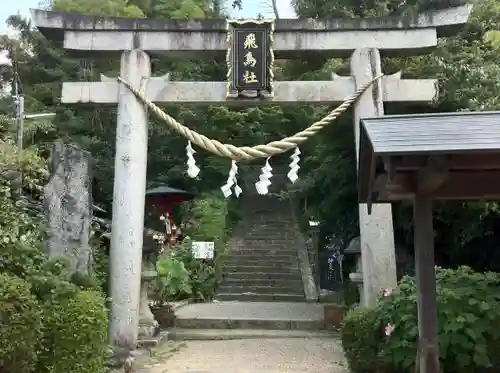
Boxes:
[286,0,500,271]
[52,0,145,17]
[5,0,500,273]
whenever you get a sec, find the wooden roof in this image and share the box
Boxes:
[358,111,500,209]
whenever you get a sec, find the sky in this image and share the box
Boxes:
[0,0,296,32]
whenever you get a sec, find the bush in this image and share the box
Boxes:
[0,128,108,373]
[341,266,500,373]
[154,238,220,302]
[37,290,109,373]
[341,308,381,373]
[172,238,220,301]
[154,247,193,305]
[0,273,42,373]
[152,193,231,302]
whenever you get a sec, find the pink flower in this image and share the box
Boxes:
[384,323,395,336]
[383,288,393,297]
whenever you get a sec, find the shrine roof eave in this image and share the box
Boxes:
[358,111,500,206]
[145,185,194,197]
[30,5,471,41]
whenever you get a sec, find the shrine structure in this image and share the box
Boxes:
[31,5,472,350]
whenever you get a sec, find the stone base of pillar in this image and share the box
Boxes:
[358,203,396,306]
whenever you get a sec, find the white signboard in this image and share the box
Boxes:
[191,241,215,259]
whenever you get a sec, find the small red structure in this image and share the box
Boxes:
[358,111,500,373]
[145,185,194,245]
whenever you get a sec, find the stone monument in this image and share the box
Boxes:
[31,5,472,348]
[44,140,93,276]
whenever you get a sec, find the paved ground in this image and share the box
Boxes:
[135,301,345,373]
[141,337,347,373]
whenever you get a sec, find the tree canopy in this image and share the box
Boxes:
[2,0,500,271]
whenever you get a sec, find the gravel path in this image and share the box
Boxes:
[143,337,347,373]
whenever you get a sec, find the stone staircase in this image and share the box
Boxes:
[217,194,307,302]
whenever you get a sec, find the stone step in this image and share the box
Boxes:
[167,328,336,341]
[234,222,291,227]
[241,203,291,211]
[234,247,297,253]
[238,241,298,248]
[227,253,298,260]
[229,246,297,254]
[223,257,298,266]
[224,264,300,273]
[242,238,297,244]
[222,278,303,288]
[242,232,296,237]
[241,238,297,244]
[242,222,295,228]
[245,227,297,235]
[216,293,305,302]
[241,221,294,226]
[243,231,297,238]
[172,301,324,332]
[224,253,297,261]
[174,317,321,330]
[224,271,302,281]
[242,216,293,222]
[218,285,304,295]
[240,202,290,211]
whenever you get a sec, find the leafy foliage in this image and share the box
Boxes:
[152,194,231,303]
[0,273,42,373]
[37,291,109,373]
[341,266,500,373]
[153,246,193,305]
[182,193,230,249]
[153,238,221,303]
[6,0,496,268]
[1,0,499,272]
[282,0,500,273]
[181,194,231,300]
[0,95,108,373]
[52,0,146,17]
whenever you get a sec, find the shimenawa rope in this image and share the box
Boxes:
[117,75,383,161]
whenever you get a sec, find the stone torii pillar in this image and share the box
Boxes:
[109,50,150,349]
[351,48,396,306]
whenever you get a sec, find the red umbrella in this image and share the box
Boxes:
[145,185,194,212]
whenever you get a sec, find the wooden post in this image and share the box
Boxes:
[413,192,440,373]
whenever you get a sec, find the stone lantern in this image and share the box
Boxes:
[345,236,363,307]
[100,226,164,339]
[137,229,165,339]
[308,219,320,293]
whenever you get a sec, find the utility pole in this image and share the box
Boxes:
[3,51,55,195]
[15,95,24,150]
[13,79,56,195]
[13,78,24,195]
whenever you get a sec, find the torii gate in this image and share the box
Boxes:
[31,5,472,349]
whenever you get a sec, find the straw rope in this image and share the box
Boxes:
[117,75,383,161]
